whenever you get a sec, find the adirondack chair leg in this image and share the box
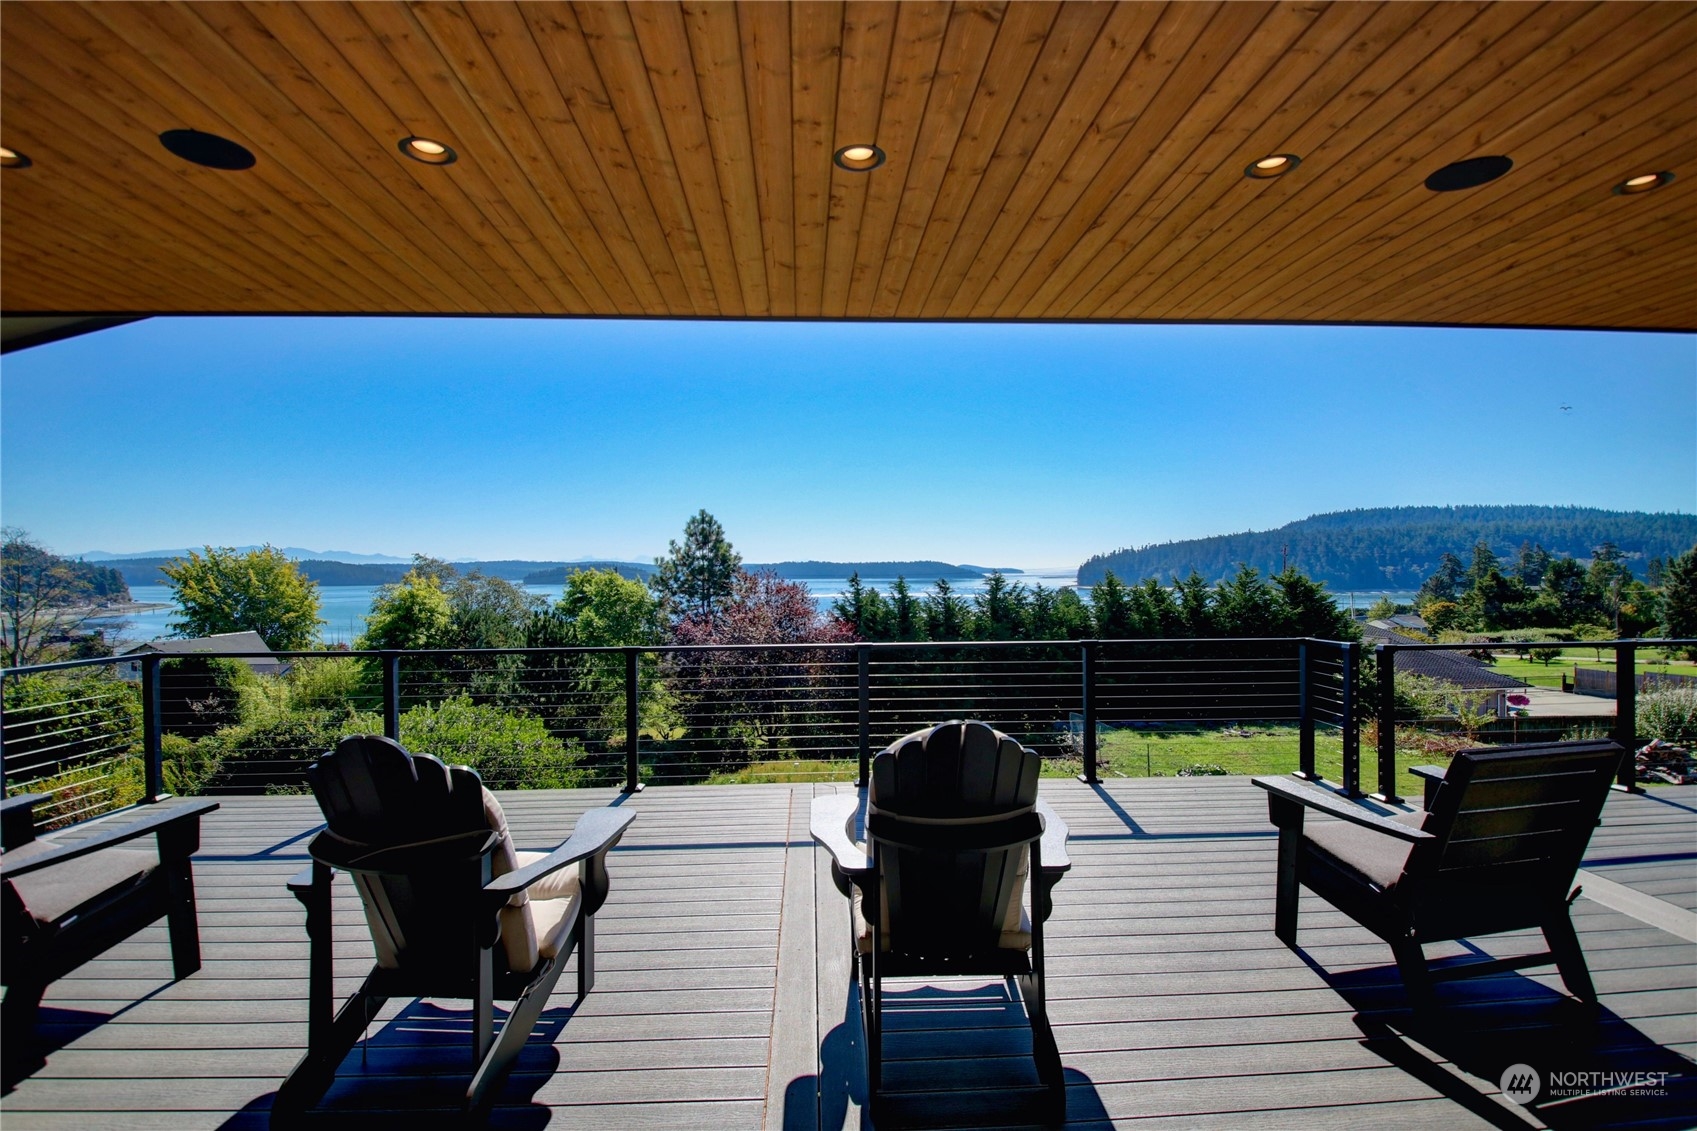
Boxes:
[575,913,596,999]
[1543,910,1598,1004]
[1390,938,1433,1009]
[467,948,571,1116]
[274,980,390,1116]
[164,857,204,980]
[2,981,46,1075]
[472,943,495,1064]
[1273,822,1302,946]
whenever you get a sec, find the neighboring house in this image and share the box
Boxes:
[1367,614,1429,633]
[1359,623,1528,719]
[116,631,287,679]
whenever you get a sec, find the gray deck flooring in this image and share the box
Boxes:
[3,777,1693,1129]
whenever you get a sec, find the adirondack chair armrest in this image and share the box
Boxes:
[1253,776,1433,842]
[484,807,635,902]
[1408,765,1446,783]
[1036,799,1071,873]
[2,792,46,849]
[0,798,219,879]
[810,794,871,877]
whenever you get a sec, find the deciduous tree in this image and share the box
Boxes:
[161,545,323,650]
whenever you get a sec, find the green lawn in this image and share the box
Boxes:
[698,725,1342,783]
[1092,724,1345,780]
[1480,650,1697,689]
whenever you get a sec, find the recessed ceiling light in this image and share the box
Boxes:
[1424,155,1512,192]
[159,129,256,170]
[399,136,457,165]
[1244,153,1300,179]
[1614,171,1674,195]
[0,146,32,169]
[833,143,885,172]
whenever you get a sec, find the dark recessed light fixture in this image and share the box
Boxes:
[1245,153,1300,179]
[0,146,31,169]
[1614,170,1674,195]
[833,143,885,172]
[1424,155,1512,192]
[399,136,457,165]
[159,129,255,170]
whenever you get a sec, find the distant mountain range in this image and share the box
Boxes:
[1079,506,1697,590]
[76,546,412,564]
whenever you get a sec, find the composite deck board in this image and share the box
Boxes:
[2,778,1691,1129]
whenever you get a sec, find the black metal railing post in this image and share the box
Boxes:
[623,648,643,793]
[857,645,871,786]
[1078,640,1099,784]
[381,651,400,741]
[1296,642,1316,780]
[1339,642,1360,797]
[1614,640,1640,792]
[1373,645,1401,803]
[141,654,165,802]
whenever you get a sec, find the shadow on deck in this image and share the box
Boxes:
[2,778,1692,1130]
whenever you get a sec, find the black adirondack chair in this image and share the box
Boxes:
[1254,738,1626,1005]
[273,735,634,1120]
[2,793,219,1068]
[812,721,1072,1115]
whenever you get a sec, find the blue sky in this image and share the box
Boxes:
[1,317,1692,570]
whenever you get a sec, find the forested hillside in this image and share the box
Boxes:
[1079,506,1697,589]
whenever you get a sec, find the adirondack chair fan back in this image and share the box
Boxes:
[814,721,1072,1117]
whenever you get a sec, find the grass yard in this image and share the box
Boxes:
[1093,724,1346,780]
[1480,650,1697,689]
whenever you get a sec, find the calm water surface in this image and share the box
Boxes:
[110,569,1084,647]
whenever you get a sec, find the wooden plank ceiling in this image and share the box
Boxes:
[1,1,1693,329]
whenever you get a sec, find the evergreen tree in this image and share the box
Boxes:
[973,572,1029,640]
[1130,578,1184,637]
[1174,572,1218,637]
[1465,540,1500,590]
[1273,568,1357,639]
[651,510,742,621]
[1511,541,1552,587]
[1661,546,1697,653]
[1418,551,1467,605]
[1089,571,1134,638]
[889,577,922,641]
[924,578,969,641]
[1214,564,1278,636]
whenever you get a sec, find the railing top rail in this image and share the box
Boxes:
[1372,637,1695,652]
[2,636,1361,678]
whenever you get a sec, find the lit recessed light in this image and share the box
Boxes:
[159,129,256,170]
[399,136,457,165]
[1244,153,1300,179]
[1614,170,1674,195]
[1424,155,1512,192]
[0,146,31,169]
[833,143,885,172]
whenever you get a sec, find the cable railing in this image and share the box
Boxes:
[4,636,1685,831]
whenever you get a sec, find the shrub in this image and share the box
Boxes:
[2,670,142,822]
[399,695,588,789]
[161,732,222,796]
[1639,686,1697,746]
[199,706,382,792]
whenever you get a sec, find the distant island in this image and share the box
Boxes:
[1079,505,1697,590]
[100,554,1018,588]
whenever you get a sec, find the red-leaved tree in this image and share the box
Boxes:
[665,571,855,776]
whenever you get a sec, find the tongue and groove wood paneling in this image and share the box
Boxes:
[2,1,1691,329]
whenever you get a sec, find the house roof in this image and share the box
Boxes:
[2,2,1692,331]
[1359,623,1529,690]
[119,631,274,657]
